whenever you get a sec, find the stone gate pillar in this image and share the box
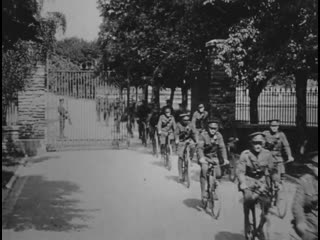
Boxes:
[206,39,236,136]
[17,63,46,155]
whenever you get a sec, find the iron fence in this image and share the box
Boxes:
[235,86,318,127]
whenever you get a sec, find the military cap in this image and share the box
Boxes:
[59,98,64,102]
[207,119,219,128]
[306,151,318,166]
[198,103,205,108]
[268,119,281,125]
[179,113,190,119]
[248,132,265,141]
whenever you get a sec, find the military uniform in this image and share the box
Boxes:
[237,148,279,199]
[102,96,109,122]
[96,97,102,121]
[191,110,208,141]
[197,130,227,199]
[157,114,176,145]
[175,121,196,158]
[58,105,70,138]
[292,173,318,240]
[263,130,293,179]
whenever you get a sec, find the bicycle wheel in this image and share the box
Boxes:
[209,176,221,219]
[155,133,160,158]
[167,143,172,171]
[185,147,191,188]
[276,183,288,219]
[245,206,257,240]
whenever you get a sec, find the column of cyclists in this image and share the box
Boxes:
[133,100,318,240]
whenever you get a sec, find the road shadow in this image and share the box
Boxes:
[165,175,180,184]
[28,155,61,164]
[151,160,165,168]
[215,231,246,240]
[2,175,98,232]
[183,198,203,212]
[2,169,14,188]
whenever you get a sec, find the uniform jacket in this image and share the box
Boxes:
[292,173,318,228]
[157,114,176,134]
[197,131,227,162]
[263,130,292,160]
[175,122,196,142]
[236,148,278,186]
[58,105,68,120]
[191,110,209,130]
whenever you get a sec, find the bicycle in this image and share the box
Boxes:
[222,137,239,182]
[180,140,192,188]
[203,160,229,219]
[269,160,290,219]
[140,120,149,147]
[243,174,283,240]
[161,133,173,171]
[151,126,160,158]
[243,180,270,240]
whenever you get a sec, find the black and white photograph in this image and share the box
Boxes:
[2,0,318,240]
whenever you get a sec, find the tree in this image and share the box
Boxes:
[209,0,318,131]
[98,0,240,109]
[2,0,66,124]
[55,37,100,67]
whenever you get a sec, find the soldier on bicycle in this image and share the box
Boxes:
[263,119,294,181]
[157,106,177,159]
[197,119,229,206]
[137,100,151,139]
[292,151,318,240]
[149,105,160,137]
[175,113,196,183]
[237,132,279,240]
[191,103,209,141]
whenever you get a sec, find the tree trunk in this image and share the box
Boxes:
[248,82,266,124]
[135,86,139,102]
[249,91,259,124]
[170,87,175,104]
[295,70,308,156]
[144,85,148,103]
[152,84,160,109]
[2,104,7,126]
[181,86,188,110]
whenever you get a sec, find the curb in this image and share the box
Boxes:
[2,155,29,204]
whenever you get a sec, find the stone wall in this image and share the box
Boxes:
[18,63,46,140]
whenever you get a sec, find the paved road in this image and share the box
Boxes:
[2,146,297,240]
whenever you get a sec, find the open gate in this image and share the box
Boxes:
[46,71,130,151]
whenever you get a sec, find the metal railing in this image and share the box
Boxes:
[236,86,318,127]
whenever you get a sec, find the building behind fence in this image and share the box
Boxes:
[236,86,318,127]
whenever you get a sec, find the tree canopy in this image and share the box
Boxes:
[2,0,66,123]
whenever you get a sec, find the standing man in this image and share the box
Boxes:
[197,120,228,206]
[103,94,109,125]
[96,96,102,122]
[292,151,318,240]
[58,98,72,139]
[137,100,151,139]
[263,119,294,181]
[236,132,279,240]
